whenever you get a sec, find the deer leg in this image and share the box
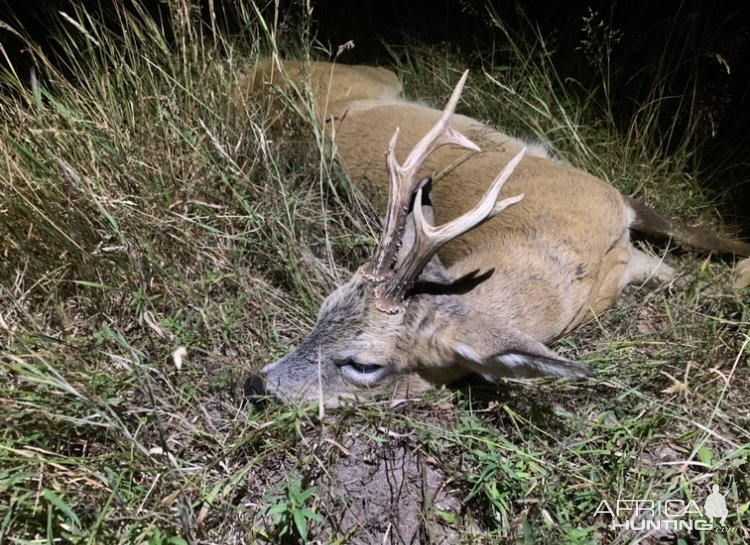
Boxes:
[564,245,630,333]
[568,244,679,333]
[733,257,750,289]
[623,248,678,286]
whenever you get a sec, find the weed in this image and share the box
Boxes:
[261,478,322,542]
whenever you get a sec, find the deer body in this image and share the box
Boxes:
[251,60,749,403]
[333,114,632,341]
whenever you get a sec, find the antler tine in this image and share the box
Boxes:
[364,70,480,280]
[376,148,527,313]
[399,70,480,175]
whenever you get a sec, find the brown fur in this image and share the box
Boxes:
[250,59,750,403]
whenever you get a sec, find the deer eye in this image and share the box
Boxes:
[337,359,387,386]
[349,361,382,374]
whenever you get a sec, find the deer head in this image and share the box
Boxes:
[257,71,589,403]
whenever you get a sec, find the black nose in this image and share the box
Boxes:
[243,374,270,409]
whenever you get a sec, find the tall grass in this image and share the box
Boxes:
[387,6,730,229]
[0,1,367,541]
[1,1,748,543]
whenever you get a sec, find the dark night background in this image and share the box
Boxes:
[2,0,749,230]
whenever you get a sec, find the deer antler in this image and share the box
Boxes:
[375,150,526,312]
[363,70,526,313]
[363,70,480,281]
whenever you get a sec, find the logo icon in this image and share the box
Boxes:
[704,484,728,526]
[594,483,735,532]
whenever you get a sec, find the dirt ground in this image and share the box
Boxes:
[244,406,470,544]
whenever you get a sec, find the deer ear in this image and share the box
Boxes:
[484,348,589,379]
[444,318,590,380]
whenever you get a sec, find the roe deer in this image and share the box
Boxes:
[248,59,750,403]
